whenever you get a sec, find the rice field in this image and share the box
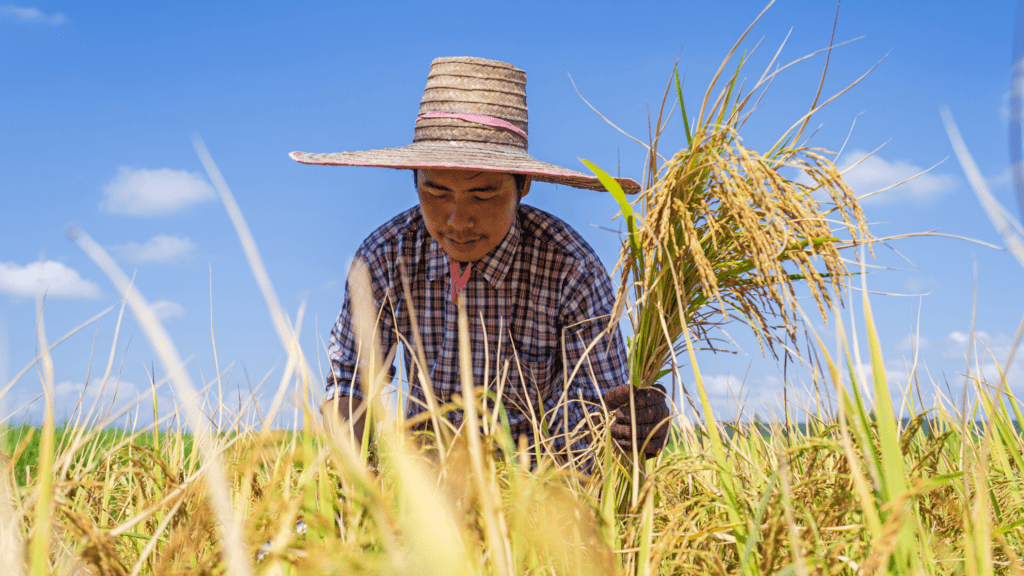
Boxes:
[5,308,1024,576]
[5,8,1024,576]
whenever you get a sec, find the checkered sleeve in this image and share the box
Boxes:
[547,260,629,451]
[325,245,398,403]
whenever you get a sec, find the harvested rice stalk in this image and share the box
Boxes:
[590,46,871,391]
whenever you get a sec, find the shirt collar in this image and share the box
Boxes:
[424,210,521,287]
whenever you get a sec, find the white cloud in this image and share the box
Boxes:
[0,5,66,25]
[948,331,970,345]
[896,333,932,352]
[0,319,8,388]
[949,330,989,345]
[836,149,958,204]
[703,374,743,397]
[100,167,216,216]
[150,300,185,322]
[109,235,196,263]
[942,330,993,361]
[902,276,939,294]
[54,379,140,403]
[0,261,102,300]
[988,164,1016,189]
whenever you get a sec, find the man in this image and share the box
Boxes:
[291,56,669,459]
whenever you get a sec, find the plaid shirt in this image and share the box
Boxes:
[325,203,628,452]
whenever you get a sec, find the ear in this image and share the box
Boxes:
[520,175,532,200]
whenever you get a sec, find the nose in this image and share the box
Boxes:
[446,197,475,231]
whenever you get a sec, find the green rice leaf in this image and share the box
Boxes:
[581,159,641,255]
[993,518,1024,536]
[675,67,692,148]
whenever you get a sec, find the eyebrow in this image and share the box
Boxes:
[423,180,500,194]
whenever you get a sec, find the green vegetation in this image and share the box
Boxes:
[3,425,128,487]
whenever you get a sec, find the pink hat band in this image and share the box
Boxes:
[416,112,528,142]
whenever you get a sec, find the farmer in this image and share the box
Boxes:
[291,56,670,459]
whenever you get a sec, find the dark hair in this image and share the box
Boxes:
[511,173,527,197]
[412,170,526,200]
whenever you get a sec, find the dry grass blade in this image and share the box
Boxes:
[0,464,24,576]
[71,228,253,576]
[941,107,1024,268]
[192,135,313,426]
[347,259,395,456]
[127,497,184,576]
[381,435,475,576]
[1,302,119,404]
[457,301,512,576]
[29,290,56,576]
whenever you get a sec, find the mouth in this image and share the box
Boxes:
[447,237,481,247]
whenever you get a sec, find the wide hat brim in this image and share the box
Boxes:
[289,142,641,194]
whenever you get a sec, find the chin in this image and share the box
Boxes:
[446,240,488,262]
[448,249,483,262]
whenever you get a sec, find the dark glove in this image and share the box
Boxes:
[604,383,671,456]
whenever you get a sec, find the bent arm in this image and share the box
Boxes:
[325,252,398,403]
[552,266,630,452]
[323,251,397,446]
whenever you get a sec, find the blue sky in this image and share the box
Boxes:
[2,0,1023,428]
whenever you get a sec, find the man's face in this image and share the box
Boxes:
[417,168,531,262]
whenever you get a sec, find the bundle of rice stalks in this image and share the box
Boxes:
[586,12,874,391]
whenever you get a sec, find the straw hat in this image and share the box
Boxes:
[289,56,641,194]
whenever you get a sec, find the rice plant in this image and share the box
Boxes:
[584,6,874,394]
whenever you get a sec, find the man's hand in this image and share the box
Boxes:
[604,383,671,456]
[320,396,367,447]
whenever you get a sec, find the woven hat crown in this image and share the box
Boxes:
[414,57,529,154]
